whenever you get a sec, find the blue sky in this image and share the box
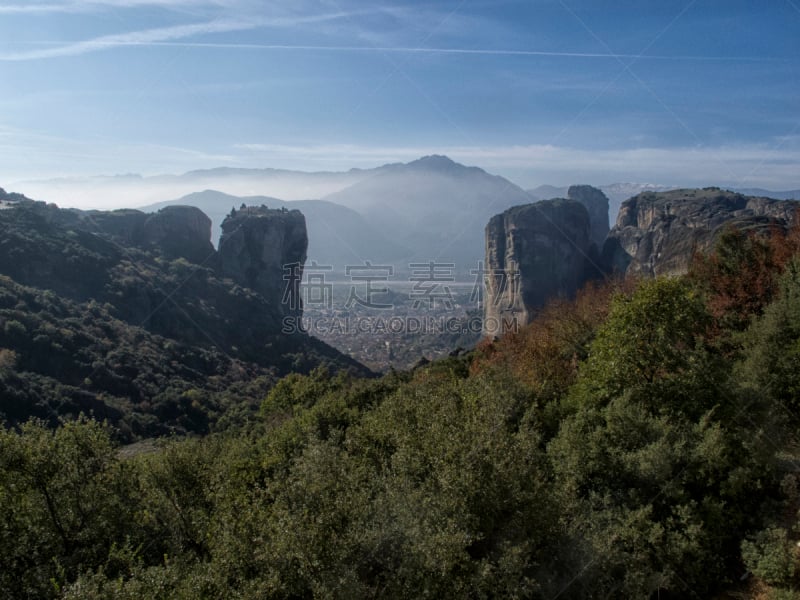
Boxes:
[1,0,799,196]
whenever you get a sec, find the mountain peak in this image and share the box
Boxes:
[407,154,459,171]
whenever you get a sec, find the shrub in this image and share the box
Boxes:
[742,527,797,587]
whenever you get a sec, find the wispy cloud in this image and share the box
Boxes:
[0,0,241,13]
[0,19,255,60]
[0,10,363,60]
[0,3,70,13]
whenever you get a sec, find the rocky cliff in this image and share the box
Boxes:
[603,188,798,277]
[143,206,214,264]
[2,200,306,319]
[80,205,214,264]
[0,199,314,346]
[568,185,610,249]
[217,206,308,319]
[484,198,596,335]
[482,187,799,338]
[0,195,366,438]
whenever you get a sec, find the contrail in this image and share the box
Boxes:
[70,41,791,62]
[0,40,782,62]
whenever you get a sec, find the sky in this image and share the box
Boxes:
[1,0,799,203]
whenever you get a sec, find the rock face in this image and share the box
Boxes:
[142,206,214,264]
[568,185,610,249]
[0,198,311,328]
[0,191,368,438]
[484,199,595,335]
[485,188,800,339]
[218,206,308,319]
[603,188,798,277]
[78,205,214,264]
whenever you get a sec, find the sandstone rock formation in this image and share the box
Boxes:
[484,198,595,335]
[142,205,214,264]
[77,205,213,264]
[218,206,308,319]
[568,185,610,249]
[482,187,799,338]
[0,198,310,332]
[0,191,367,437]
[603,188,798,277]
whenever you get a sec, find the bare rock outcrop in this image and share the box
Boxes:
[568,185,610,249]
[218,206,308,319]
[484,198,596,335]
[78,205,214,264]
[0,198,310,329]
[142,205,214,264]
[603,188,798,277]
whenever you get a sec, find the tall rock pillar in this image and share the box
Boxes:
[218,206,308,319]
[484,199,593,336]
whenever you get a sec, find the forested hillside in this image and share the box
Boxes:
[3,220,800,598]
[0,199,367,439]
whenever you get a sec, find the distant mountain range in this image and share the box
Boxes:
[321,156,532,271]
[144,156,533,275]
[13,158,800,276]
[14,166,373,209]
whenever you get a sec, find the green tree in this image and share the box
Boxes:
[741,527,798,587]
[549,276,771,597]
[740,257,800,418]
[0,347,17,374]
[568,277,725,420]
[339,373,558,598]
[0,417,137,598]
[548,391,767,597]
